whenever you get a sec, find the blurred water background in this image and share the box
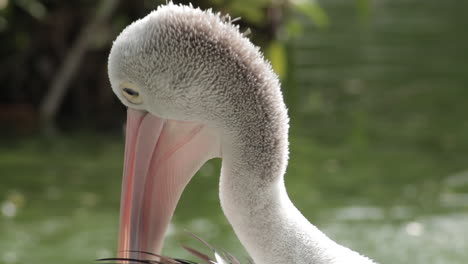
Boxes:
[1,0,467,263]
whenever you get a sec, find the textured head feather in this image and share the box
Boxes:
[108,2,289,180]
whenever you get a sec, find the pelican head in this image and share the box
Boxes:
[108,14,206,122]
[108,4,374,264]
[108,4,285,126]
[108,3,289,262]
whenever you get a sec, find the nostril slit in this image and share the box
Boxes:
[123,88,139,96]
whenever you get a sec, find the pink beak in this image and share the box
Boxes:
[118,109,220,260]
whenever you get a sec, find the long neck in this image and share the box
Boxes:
[219,125,374,264]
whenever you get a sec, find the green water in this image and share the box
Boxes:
[1,0,468,263]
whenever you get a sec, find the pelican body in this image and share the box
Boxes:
[108,3,375,264]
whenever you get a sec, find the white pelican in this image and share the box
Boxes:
[107,3,376,264]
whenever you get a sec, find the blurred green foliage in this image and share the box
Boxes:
[0,0,374,132]
[292,0,329,28]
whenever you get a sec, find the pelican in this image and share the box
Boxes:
[107,3,376,264]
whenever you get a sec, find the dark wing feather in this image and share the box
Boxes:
[181,244,214,264]
[98,233,253,264]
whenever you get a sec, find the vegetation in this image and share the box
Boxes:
[0,0,369,132]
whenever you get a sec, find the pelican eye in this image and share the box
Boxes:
[123,88,139,96]
[121,85,143,105]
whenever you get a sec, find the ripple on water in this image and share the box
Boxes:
[324,212,468,264]
[2,251,18,264]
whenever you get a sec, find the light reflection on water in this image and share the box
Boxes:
[325,212,468,263]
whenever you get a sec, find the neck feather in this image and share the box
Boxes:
[219,125,375,264]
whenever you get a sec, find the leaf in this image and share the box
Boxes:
[286,18,304,38]
[15,0,47,20]
[291,0,329,29]
[356,0,371,24]
[266,40,287,80]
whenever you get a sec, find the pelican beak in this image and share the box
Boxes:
[118,108,220,260]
